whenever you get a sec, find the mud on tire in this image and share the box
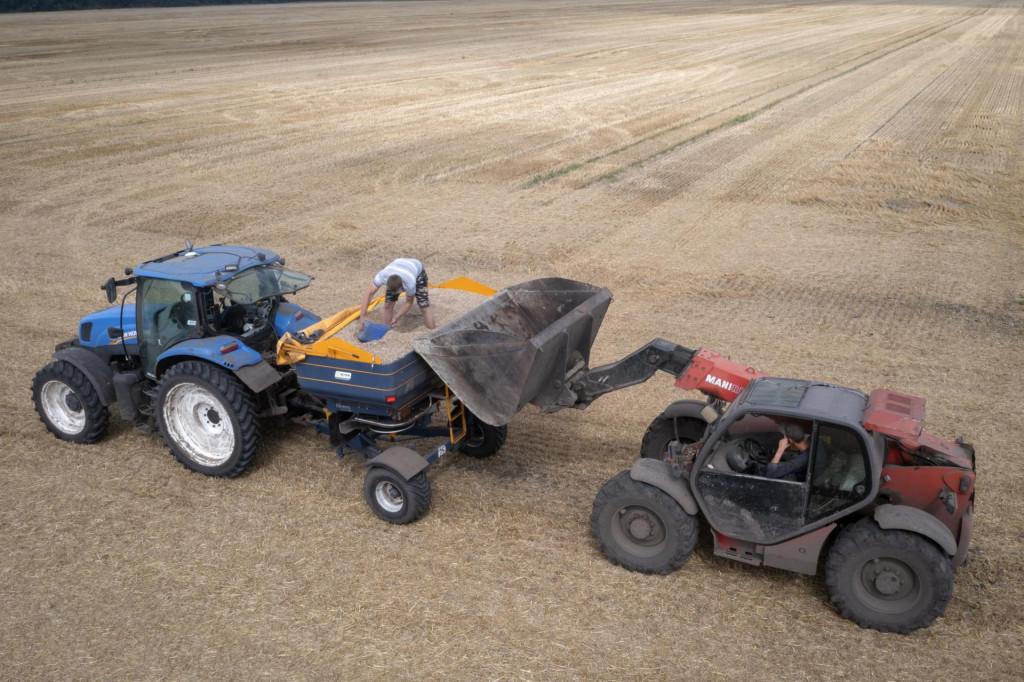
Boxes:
[591,470,698,574]
[31,360,109,444]
[825,518,953,634]
[155,360,260,478]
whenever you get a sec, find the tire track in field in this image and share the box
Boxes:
[724,6,1014,206]
[680,271,1022,348]
[388,5,956,186]
[566,7,985,194]
[521,6,982,190]
[3,2,956,230]
[790,2,1024,225]
[551,3,993,253]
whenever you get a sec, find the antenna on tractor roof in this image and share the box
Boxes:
[187,207,212,254]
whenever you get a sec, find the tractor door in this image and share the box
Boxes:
[137,277,199,378]
[692,412,872,544]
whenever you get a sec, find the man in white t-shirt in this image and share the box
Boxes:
[359,257,436,331]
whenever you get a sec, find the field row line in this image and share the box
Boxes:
[523,9,983,190]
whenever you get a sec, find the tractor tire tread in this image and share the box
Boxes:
[32,360,109,444]
[157,360,260,478]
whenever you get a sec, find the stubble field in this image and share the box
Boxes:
[1,0,1022,679]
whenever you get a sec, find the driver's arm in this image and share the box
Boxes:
[771,437,790,464]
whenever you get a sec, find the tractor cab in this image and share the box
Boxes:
[129,245,314,378]
[691,378,879,547]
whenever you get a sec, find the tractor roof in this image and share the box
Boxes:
[132,245,283,287]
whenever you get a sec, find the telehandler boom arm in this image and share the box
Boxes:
[566,342,765,408]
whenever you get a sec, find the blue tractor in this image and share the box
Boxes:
[32,243,320,475]
[31,242,612,523]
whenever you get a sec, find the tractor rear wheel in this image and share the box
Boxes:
[31,360,109,444]
[825,518,953,633]
[459,417,507,459]
[364,467,431,524]
[640,409,705,460]
[591,471,698,574]
[155,361,259,478]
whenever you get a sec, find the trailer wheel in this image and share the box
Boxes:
[155,361,259,478]
[459,417,507,459]
[364,467,431,524]
[591,471,698,574]
[640,411,704,460]
[825,518,953,633]
[31,360,109,444]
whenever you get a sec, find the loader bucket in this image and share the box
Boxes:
[412,278,612,426]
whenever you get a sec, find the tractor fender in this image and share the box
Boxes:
[366,446,430,481]
[53,346,115,406]
[873,504,957,556]
[630,458,699,516]
[155,337,282,393]
[660,399,709,421]
[156,335,263,373]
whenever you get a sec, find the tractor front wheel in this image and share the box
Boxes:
[364,467,431,524]
[31,360,109,444]
[591,470,698,574]
[825,518,953,633]
[155,361,259,478]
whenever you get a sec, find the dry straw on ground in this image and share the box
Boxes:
[1,1,1022,680]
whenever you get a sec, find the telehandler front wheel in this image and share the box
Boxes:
[155,361,259,478]
[825,518,953,634]
[591,471,698,574]
[364,467,431,524]
[32,360,109,444]
[640,408,705,460]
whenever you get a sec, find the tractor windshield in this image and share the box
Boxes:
[219,265,312,305]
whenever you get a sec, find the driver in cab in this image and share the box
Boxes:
[763,423,811,481]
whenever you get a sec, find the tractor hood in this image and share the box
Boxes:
[78,305,137,348]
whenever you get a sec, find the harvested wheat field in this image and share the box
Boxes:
[1,0,1022,678]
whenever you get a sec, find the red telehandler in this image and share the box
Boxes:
[419,285,975,634]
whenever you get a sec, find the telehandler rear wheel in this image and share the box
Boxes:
[155,361,259,478]
[591,471,698,574]
[32,360,109,444]
[364,467,431,524]
[825,518,953,633]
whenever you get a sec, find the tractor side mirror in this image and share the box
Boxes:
[102,277,117,304]
[701,404,720,424]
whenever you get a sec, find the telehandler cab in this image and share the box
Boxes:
[585,354,975,634]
